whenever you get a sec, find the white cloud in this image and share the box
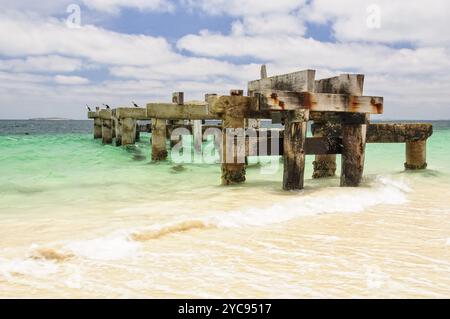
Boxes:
[182,0,305,16]
[0,11,178,66]
[302,0,450,46]
[81,0,175,14]
[0,55,84,73]
[54,75,90,85]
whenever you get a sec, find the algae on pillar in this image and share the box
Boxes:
[311,115,340,179]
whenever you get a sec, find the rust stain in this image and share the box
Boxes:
[349,95,360,112]
[299,92,313,109]
[370,97,383,114]
[269,92,285,110]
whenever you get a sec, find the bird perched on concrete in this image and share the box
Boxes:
[86,104,92,111]
[103,104,111,109]
[132,101,140,108]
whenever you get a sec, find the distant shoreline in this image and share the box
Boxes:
[28,118,72,121]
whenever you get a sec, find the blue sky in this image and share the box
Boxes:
[0,0,449,119]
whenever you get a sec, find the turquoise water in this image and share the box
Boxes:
[0,120,449,298]
[1,120,449,217]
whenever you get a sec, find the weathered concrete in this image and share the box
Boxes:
[221,90,246,185]
[405,140,427,170]
[366,123,433,143]
[121,118,137,146]
[341,122,366,187]
[93,118,102,139]
[283,110,309,190]
[151,118,168,161]
[99,110,113,144]
[248,69,316,94]
[115,107,148,120]
[312,74,365,179]
[114,117,122,146]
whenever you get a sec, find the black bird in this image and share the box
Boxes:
[103,103,111,109]
[86,104,92,111]
[132,101,140,108]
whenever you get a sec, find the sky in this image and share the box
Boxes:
[0,0,449,120]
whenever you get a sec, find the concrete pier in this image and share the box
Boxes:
[87,67,434,191]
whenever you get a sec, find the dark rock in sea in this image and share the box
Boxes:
[171,165,186,173]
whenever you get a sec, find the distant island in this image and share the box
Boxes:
[28,117,72,121]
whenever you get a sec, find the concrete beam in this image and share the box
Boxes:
[115,107,148,120]
[366,123,433,143]
[248,69,316,94]
[259,91,383,114]
[147,102,220,120]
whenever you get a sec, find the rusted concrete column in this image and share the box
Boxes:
[221,90,246,185]
[341,122,366,187]
[151,118,168,161]
[405,140,427,169]
[121,118,136,145]
[94,118,102,139]
[283,110,309,190]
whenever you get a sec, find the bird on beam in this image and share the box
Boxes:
[132,101,140,108]
[103,104,111,109]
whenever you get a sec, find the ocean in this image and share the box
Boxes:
[0,120,449,298]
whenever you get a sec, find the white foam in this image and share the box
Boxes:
[63,232,141,261]
[207,176,410,228]
[0,257,59,280]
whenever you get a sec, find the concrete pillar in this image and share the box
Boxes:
[102,119,112,144]
[221,90,246,185]
[94,118,102,139]
[193,120,202,154]
[222,116,246,185]
[405,140,427,169]
[111,118,116,139]
[115,118,122,146]
[283,110,309,190]
[135,122,140,142]
[151,118,168,161]
[341,123,366,187]
[121,118,136,146]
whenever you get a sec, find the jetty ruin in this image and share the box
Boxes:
[87,67,433,190]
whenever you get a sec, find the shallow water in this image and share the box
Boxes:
[0,120,449,298]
